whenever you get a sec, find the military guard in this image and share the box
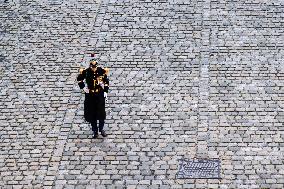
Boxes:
[77,56,109,139]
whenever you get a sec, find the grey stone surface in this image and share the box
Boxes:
[0,0,283,188]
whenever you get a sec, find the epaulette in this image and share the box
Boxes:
[104,67,109,75]
[98,66,110,76]
[79,67,85,74]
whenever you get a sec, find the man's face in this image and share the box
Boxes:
[90,61,97,70]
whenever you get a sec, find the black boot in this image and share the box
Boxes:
[101,130,107,137]
[93,132,98,139]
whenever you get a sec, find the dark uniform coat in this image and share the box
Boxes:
[77,67,109,122]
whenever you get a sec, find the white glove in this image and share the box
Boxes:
[104,92,108,98]
[83,87,89,93]
[99,81,104,89]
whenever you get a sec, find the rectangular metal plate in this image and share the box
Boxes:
[176,158,221,179]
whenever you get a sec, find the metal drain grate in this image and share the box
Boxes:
[176,158,221,179]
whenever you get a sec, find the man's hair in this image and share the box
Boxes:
[90,59,97,63]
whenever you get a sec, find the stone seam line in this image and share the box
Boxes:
[49,0,111,187]
[196,0,211,160]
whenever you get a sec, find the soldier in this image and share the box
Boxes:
[77,58,109,139]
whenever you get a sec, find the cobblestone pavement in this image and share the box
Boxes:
[0,0,283,188]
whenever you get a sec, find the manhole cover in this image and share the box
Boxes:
[176,158,221,179]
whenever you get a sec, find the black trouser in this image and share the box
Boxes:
[91,120,104,134]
